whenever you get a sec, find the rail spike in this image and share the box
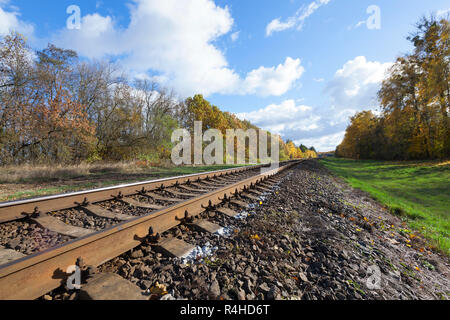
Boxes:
[138,187,146,195]
[201,200,215,211]
[75,197,90,207]
[218,194,229,202]
[176,210,193,224]
[22,206,41,219]
[147,227,161,243]
[113,191,124,200]
[73,257,96,279]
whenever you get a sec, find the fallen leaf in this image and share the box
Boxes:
[150,282,167,296]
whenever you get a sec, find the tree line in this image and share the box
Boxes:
[0,33,316,166]
[336,16,449,160]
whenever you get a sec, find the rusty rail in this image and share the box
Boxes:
[0,164,267,223]
[0,160,299,300]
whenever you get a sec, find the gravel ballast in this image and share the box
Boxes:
[0,221,72,256]
[45,160,449,300]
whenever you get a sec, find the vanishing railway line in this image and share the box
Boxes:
[0,160,300,300]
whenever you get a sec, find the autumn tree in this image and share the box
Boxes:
[337,16,449,160]
[0,32,316,165]
[0,33,35,164]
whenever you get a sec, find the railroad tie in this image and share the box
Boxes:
[241,193,260,201]
[190,182,217,188]
[256,186,272,193]
[216,207,239,217]
[167,190,196,198]
[215,176,233,183]
[31,214,94,238]
[260,182,275,188]
[144,192,183,203]
[79,273,147,300]
[230,199,249,208]
[178,185,208,193]
[190,220,222,234]
[0,246,26,266]
[120,197,164,210]
[248,189,263,196]
[154,238,195,258]
[82,204,133,221]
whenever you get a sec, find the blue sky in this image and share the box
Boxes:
[1,0,449,151]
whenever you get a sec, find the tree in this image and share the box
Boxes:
[336,111,379,159]
[0,33,34,164]
[337,16,449,160]
[0,32,316,165]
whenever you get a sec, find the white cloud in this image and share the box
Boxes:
[235,55,392,152]
[236,99,351,151]
[266,18,296,36]
[237,99,320,137]
[347,20,366,30]
[327,108,357,126]
[437,8,450,17]
[240,57,305,96]
[266,0,331,36]
[230,31,240,42]
[294,131,345,152]
[325,56,392,110]
[55,14,120,58]
[52,0,302,97]
[239,57,392,152]
[0,1,34,37]
[296,56,393,152]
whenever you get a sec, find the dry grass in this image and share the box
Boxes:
[0,161,164,183]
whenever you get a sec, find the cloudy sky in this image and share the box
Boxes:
[1,0,448,151]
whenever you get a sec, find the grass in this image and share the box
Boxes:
[0,162,248,202]
[320,157,450,255]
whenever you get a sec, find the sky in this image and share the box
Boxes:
[0,0,449,151]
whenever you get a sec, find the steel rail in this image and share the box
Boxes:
[0,163,271,223]
[0,160,300,300]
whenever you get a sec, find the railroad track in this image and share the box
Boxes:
[0,160,300,300]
